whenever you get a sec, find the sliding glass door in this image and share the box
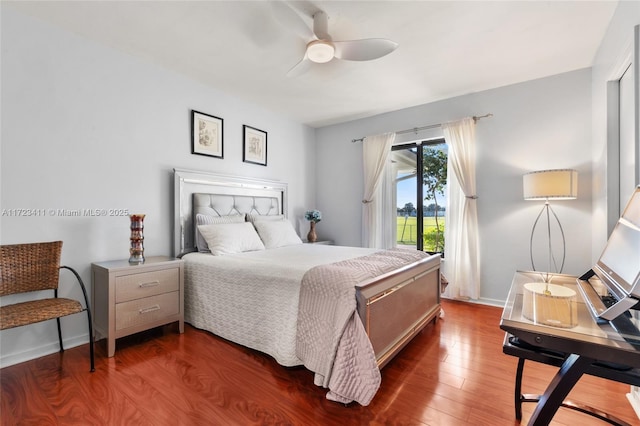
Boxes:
[392,139,447,254]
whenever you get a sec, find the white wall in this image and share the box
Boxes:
[591,2,640,262]
[316,69,593,305]
[0,8,316,367]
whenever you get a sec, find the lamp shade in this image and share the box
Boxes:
[523,169,578,200]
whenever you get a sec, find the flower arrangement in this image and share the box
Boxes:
[305,209,322,223]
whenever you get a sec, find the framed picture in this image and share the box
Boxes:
[192,110,223,158]
[243,125,267,166]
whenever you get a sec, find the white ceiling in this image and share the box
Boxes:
[5,1,618,128]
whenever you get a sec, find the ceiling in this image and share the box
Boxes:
[5,1,618,128]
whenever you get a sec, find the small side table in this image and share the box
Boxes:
[91,256,184,357]
[304,240,333,245]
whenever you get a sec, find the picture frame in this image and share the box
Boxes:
[243,125,268,166]
[192,110,223,158]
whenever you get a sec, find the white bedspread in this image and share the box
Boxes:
[183,244,377,366]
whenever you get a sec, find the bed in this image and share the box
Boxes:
[173,168,441,405]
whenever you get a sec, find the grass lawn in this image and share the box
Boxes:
[397,216,445,249]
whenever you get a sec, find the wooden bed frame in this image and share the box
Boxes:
[173,168,441,368]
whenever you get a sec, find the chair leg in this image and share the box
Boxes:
[86,309,95,372]
[60,265,95,372]
[56,317,64,352]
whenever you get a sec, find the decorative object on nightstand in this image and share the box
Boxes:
[304,209,322,243]
[129,214,145,264]
[91,256,184,357]
[523,169,577,283]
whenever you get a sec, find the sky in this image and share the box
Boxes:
[397,178,446,210]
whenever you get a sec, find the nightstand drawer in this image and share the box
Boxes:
[115,291,179,330]
[115,268,179,303]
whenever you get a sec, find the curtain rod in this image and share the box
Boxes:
[350,113,493,143]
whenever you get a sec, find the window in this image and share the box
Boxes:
[392,139,447,254]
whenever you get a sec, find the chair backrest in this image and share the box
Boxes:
[0,241,62,296]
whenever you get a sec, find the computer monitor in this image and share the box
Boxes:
[589,186,640,321]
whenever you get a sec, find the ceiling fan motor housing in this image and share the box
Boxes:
[307,40,335,63]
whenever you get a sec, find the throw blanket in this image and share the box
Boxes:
[296,249,429,405]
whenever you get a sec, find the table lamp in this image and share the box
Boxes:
[523,169,578,280]
[522,169,578,327]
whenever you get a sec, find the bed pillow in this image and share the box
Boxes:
[247,214,285,223]
[196,218,264,254]
[253,220,303,249]
[195,214,245,252]
[197,222,265,256]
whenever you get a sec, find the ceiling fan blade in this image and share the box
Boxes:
[312,10,330,40]
[286,55,312,78]
[333,38,399,61]
[270,0,315,40]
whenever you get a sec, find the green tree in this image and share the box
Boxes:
[403,202,415,216]
[423,148,447,252]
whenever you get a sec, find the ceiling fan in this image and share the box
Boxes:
[270,1,399,77]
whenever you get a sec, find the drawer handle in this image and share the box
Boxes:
[138,280,160,288]
[139,305,160,314]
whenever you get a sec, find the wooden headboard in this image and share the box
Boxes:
[173,168,288,256]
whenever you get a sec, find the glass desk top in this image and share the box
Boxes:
[500,271,640,368]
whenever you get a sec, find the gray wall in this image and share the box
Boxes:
[0,8,316,367]
[315,69,594,305]
[590,1,640,262]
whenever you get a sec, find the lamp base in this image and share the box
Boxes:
[522,282,577,328]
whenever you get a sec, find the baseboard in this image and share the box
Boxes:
[442,295,506,308]
[475,297,506,307]
[0,333,90,369]
[627,386,640,420]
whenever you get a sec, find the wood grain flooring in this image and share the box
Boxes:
[1,299,638,425]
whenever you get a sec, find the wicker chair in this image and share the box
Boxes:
[0,241,95,372]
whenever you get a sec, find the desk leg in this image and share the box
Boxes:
[515,358,525,420]
[528,353,594,426]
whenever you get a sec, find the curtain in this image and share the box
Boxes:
[362,132,396,248]
[442,117,480,299]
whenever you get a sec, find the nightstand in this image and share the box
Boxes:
[304,240,333,245]
[91,256,184,357]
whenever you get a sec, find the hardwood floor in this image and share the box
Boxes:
[2,300,638,425]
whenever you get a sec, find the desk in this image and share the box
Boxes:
[500,271,640,425]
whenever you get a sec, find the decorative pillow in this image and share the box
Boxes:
[253,220,303,249]
[195,214,246,252]
[247,214,285,223]
[197,222,265,256]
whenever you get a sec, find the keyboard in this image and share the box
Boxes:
[601,295,617,309]
[577,279,608,319]
[576,278,640,344]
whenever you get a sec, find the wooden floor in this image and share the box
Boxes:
[2,300,638,425]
